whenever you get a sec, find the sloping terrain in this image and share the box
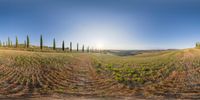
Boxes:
[0,49,199,99]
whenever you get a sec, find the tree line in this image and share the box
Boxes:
[196,42,200,48]
[0,35,97,53]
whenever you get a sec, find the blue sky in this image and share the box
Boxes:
[0,0,200,50]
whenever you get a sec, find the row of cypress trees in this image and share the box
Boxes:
[0,35,92,52]
[196,42,200,48]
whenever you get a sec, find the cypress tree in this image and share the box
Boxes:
[40,35,43,50]
[77,43,79,52]
[8,37,10,47]
[16,36,18,48]
[3,42,5,47]
[11,41,12,47]
[70,42,72,52]
[0,40,2,47]
[53,38,56,50]
[82,45,84,52]
[62,40,65,51]
[196,42,200,48]
[24,40,26,48]
[87,46,90,53]
[27,35,30,48]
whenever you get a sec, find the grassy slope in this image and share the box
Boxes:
[0,49,199,99]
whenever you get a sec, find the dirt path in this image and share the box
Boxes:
[68,54,135,97]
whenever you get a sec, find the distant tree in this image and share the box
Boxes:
[8,37,10,47]
[198,42,200,47]
[6,41,8,47]
[16,36,18,48]
[77,43,79,52]
[82,45,84,52]
[27,35,30,48]
[196,42,200,48]
[0,40,2,47]
[87,46,90,53]
[3,42,5,47]
[70,42,72,52]
[53,38,56,50]
[40,35,43,50]
[11,41,13,47]
[62,40,65,51]
[24,40,27,48]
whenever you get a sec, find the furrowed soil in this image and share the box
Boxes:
[0,49,199,99]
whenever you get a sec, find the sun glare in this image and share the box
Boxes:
[96,42,104,49]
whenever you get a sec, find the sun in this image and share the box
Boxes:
[96,42,104,49]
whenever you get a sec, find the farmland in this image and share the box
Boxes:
[0,48,199,99]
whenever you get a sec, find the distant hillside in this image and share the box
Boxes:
[107,49,176,56]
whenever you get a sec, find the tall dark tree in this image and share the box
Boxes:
[70,42,72,52]
[87,46,90,53]
[11,41,13,47]
[3,42,5,47]
[40,35,43,50]
[196,42,200,48]
[82,45,84,52]
[77,43,79,52]
[27,35,30,48]
[24,40,26,48]
[53,38,56,50]
[16,36,18,48]
[8,37,10,47]
[0,40,2,47]
[62,40,65,51]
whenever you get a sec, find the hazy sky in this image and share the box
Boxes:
[0,0,200,50]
